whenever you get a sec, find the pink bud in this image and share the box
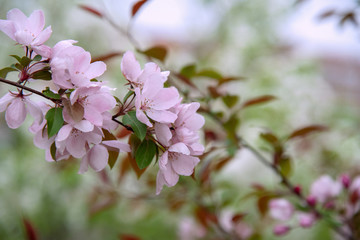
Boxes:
[341,174,351,188]
[306,195,317,207]
[298,213,317,228]
[273,225,291,236]
[293,185,302,195]
[269,199,294,221]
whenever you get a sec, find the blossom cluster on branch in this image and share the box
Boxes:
[0,8,204,195]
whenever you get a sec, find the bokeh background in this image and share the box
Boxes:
[0,0,360,239]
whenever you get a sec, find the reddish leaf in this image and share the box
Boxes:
[139,46,167,62]
[260,132,279,146]
[218,76,246,86]
[207,86,222,98]
[213,156,232,171]
[23,218,37,240]
[127,153,146,179]
[116,127,132,139]
[174,73,197,88]
[118,155,131,183]
[120,234,141,240]
[195,206,218,228]
[317,9,336,20]
[340,12,358,27]
[232,213,246,223]
[288,125,328,140]
[241,95,277,109]
[91,52,124,63]
[79,4,103,18]
[257,195,273,217]
[131,0,148,17]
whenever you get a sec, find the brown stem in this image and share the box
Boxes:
[0,78,61,104]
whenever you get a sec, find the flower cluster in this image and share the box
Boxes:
[268,174,360,236]
[120,51,205,194]
[0,9,204,194]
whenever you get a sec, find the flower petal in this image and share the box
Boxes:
[88,144,109,172]
[155,123,172,147]
[102,140,131,152]
[169,142,190,155]
[121,51,141,82]
[171,154,199,176]
[5,97,26,129]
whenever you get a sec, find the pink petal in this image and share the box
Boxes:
[56,124,73,142]
[32,44,51,58]
[87,92,116,112]
[78,154,89,174]
[142,74,163,99]
[171,154,199,176]
[136,108,152,127]
[155,123,171,147]
[74,120,94,132]
[159,151,169,170]
[185,113,205,131]
[7,9,27,28]
[27,10,45,36]
[88,144,109,172]
[14,30,34,45]
[152,87,179,110]
[25,98,43,126]
[162,165,179,187]
[169,142,190,155]
[32,26,52,46]
[0,20,15,41]
[121,51,141,82]
[5,97,27,129]
[102,140,131,152]
[84,106,103,126]
[156,171,166,195]
[147,109,177,124]
[67,134,87,158]
[0,93,15,112]
[86,61,106,79]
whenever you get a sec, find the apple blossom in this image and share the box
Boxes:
[0,9,52,57]
[269,198,294,221]
[309,175,342,203]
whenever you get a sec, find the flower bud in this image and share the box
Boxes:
[273,224,291,236]
[306,195,317,207]
[341,174,351,189]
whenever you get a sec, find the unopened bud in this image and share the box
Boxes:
[293,185,302,195]
[306,195,317,207]
[273,224,291,236]
[341,174,351,189]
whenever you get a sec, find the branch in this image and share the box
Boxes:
[0,78,61,104]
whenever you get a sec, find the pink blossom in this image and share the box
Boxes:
[0,92,43,129]
[297,212,317,228]
[0,9,52,57]
[350,176,360,197]
[269,198,294,221]
[219,210,253,239]
[178,217,206,240]
[341,174,351,188]
[78,140,130,174]
[50,42,106,89]
[310,175,342,203]
[273,224,291,236]
[121,51,169,89]
[55,123,102,158]
[135,76,179,127]
[68,85,116,126]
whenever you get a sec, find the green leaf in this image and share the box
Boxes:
[122,111,147,141]
[10,55,22,63]
[135,139,157,169]
[50,142,57,161]
[20,56,31,68]
[0,67,18,78]
[31,70,52,80]
[222,95,239,108]
[180,64,196,78]
[196,69,223,80]
[140,46,167,62]
[45,107,64,138]
[42,87,61,100]
[123,90,134,103]
[278,156,292,178]
[33,55,42,61]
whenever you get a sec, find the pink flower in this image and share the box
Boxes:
[78,140,130,174]
[297,212,317,228]
[50,41,106,89]
[350,176,360,198]
[310,175,342,203]
[273,224,291,236]
[0,9,52,57]
[55,122,102,158]
[135,76,179,127]
[269,198,294,221]
[178,217,206,240]
[121,51,169,89]
[219,210,253,239]
[68,85,116,126]
[0,92,43,129]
